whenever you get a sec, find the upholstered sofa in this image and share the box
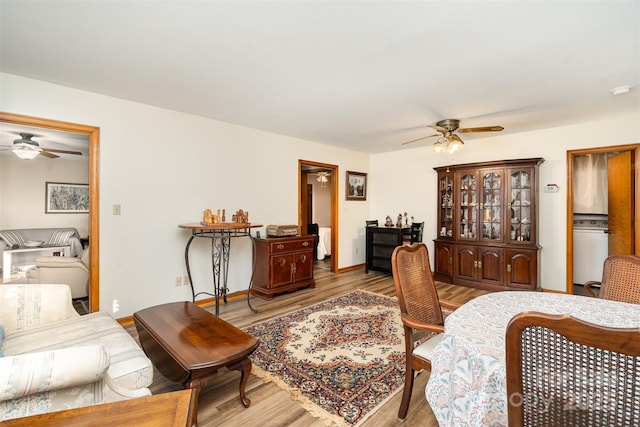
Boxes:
[0,284,153,421]
[0,227,84,261]
[27,247,90,299]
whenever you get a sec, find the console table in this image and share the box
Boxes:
[178,222,262,316]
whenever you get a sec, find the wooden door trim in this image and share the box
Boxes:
[298,160,338,273]
[566,143,639,294]
[0,112,100,312]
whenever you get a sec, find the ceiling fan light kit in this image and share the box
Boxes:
[3,133,83,160]
[403,118,504,154]
[13,145,40,160]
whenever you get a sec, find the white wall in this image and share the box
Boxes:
[0,73,370,316]
[0,154,89,235]
[2,72,637,310]
[370,112,640,292]
[306,175,331,226]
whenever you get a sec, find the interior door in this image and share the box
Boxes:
[607,151,634,255]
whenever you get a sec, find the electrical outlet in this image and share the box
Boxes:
[112,299,120,314]
[174,276,182,287]
[182,275,190,287]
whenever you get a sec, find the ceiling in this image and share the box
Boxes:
[1,1,638,154]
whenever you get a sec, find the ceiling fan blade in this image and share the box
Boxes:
[43,148,83,155]
[39,150,59,159]
[401,134,439,146]
[458,126,504,133]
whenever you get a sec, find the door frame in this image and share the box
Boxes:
[0,112,100,312]
[298,159,338,273]
[566,143,639,294]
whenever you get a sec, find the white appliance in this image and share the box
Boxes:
[573,228,609,285]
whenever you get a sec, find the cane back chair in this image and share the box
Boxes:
[584,254,640,304]
[391,243,461,420]
[506,311,640,427]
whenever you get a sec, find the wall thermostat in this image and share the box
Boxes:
[544,184,559,193]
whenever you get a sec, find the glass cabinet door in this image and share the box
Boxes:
[458,172,478,240]
[438,172,454,238]
[509,168,533,242]
[481,171,503,242]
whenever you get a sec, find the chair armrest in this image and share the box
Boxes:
[583,281,601,298]
[0,285,79,334]
[34,256,89,272]
[0,345,109,401]
[401,313,445,334]
[439,299,463,310]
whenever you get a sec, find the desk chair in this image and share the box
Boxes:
[391,243,461,420]
[584,254,640,304]
[506,312,640,427]
[307,223,319,260]
[365,219,378,227]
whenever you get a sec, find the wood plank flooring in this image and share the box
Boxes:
[124,262,487,426]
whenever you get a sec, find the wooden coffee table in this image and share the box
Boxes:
[1,389,196,426]
[133,302,259,425]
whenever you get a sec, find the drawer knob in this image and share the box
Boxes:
[302,241,309,247]
[277,244,285,250]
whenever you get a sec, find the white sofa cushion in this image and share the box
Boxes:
[3,312,153,390]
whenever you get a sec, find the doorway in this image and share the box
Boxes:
[0,112,100,312]
[299,160,338,273]
[566,144,639,294]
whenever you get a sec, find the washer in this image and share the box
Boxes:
[573,228,609,285]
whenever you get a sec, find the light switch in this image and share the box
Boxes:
[113,204,121,215]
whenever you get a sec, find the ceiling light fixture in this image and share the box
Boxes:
[611,85,631,95]
[13,145,40,160]
[432,134,463,154]
[316,171,330,188]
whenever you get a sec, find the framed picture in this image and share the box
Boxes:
[346,171,367,201]
[45,182,89,213]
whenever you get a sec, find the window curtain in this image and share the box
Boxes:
[573,153,608,214]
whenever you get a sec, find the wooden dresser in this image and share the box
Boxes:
[251,236,315,299]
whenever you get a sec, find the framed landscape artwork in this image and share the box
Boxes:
[45,182,89,213]
[346,171,367,201]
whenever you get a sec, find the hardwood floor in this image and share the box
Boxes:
[124,263,487,426]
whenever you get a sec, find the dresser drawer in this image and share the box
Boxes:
[269,238,314,254]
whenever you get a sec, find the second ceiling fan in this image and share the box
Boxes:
[402,119,504,153]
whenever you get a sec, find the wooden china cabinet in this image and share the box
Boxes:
[433,158,544,291]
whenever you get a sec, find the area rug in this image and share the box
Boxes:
[243,289,406,426]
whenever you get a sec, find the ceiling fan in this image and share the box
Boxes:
[402,119,504,153]
[0,133,83,160]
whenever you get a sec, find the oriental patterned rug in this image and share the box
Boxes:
[243,290,407,427]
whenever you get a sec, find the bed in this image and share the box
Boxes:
[316,226,331,260]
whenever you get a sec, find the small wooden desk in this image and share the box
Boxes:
[1,389,196,427]
[134,302,260,426]
[178,222,262,316]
